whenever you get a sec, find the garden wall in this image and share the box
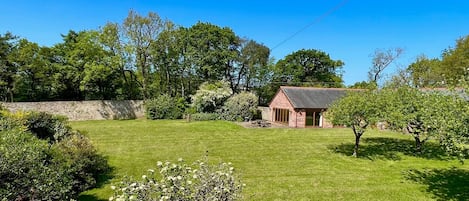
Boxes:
[258,106,271,121]
[2,100,144,121]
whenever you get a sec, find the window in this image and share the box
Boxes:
[306,110,322,127]
[274,108,289,123]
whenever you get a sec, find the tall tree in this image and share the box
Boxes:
[407,55,442,88]
[122,10,168,101]
[0,32,18,102]
[236,39,270,92]
[10,39,53,101]
[100,22,140,99]
[368,47,403,84]
[273,49,344,87]
[186,22,240,86]
[78,30,122,99]
[441,35,469,86]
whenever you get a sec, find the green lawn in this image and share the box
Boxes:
[72,120,469,201]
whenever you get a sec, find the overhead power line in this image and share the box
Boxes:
[270,0,349,51]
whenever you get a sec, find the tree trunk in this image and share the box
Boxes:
[414,136,423,154]
[352,134,361,157]
[351,125,362,157]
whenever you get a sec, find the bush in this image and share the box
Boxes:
[221,92,258,121]
[24,111,72,143]
[190,113,220,121]
[191,81,232,113]
[146,94,185,120]
[0,110,110,200]
[52,132,111,195]
[110,158,243,201]
[0,129,75,200]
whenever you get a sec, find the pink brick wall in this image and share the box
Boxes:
[269,89,334,128]
[269,90,308,128]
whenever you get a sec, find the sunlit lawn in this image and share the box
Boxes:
[72,120,469,201]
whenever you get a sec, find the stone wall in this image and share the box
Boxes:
[1,100,144,121]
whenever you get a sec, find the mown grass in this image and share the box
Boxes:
[72,120,469,201]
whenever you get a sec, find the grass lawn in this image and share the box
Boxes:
[72,120,469,201]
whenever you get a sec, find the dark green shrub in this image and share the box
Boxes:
[24,111,72,142]
[221,92,258,121]
[0,110,111,200]
[191,113,220,121]
[52,132,111,194]
[0,129,75,200]
[146,94,185,120]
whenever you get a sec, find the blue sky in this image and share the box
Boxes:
[1,0,469,85]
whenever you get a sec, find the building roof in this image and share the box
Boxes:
[279,86,354,109]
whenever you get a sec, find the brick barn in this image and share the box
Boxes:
[269,86,350,128]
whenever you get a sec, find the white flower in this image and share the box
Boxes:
[108,196,114,201]
[129,195,136,200]
[187,180,192,185]
[148,169,155,173]
[142,175,147,179]
[177,176,182,180]
[157,161,163,167]
[110,185,116,190]
[178,158,183,162]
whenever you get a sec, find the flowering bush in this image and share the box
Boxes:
[110,158,243,201]
[221,91,258,121]
[191,81,232,113]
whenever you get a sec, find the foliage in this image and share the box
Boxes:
[109,158,243,201]
[0,110,110,200]
[273,49,344,87]
[52,132,111,195]
[221,91,258,121]
[0,129,75,200]
[441,35,469,86]
[24,111,72,143]
[190,113,220,121]
[0,32,18,102]
[406,55,443,87]
[191,81,232,113]
[145,94,185,120]
[327,90,379,157]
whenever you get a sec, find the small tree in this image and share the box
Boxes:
[327,90,379,157]
[191,81,232,113]
[378,87,466,154]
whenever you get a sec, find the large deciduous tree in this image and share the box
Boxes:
[10,39,53,101]
[406,55,442,88]
[273,49,344,87]
[441,35,469,86]
[327,90,379,157]
[122,10,168,101]
[186,22,240,86]
[0,32,18,102]
[368,47,403,84]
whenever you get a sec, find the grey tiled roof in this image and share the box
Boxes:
[281,87,350,109]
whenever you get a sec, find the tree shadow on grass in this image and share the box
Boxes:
[78,194,108,201]
[404,168,469,201]
[329,137,450,160]
[78,164,115,201]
